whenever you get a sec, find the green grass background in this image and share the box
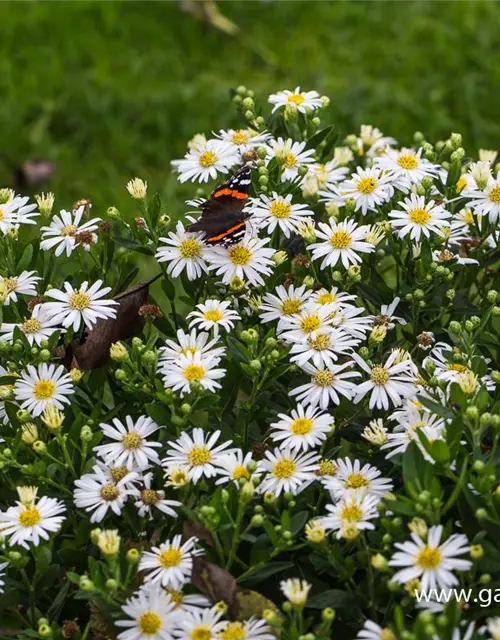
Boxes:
[1,1,499,218]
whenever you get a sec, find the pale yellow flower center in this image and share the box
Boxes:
[70,292,91,311]
[300,314,321,333]
[330,230,352,249]
[274,458,296,479]
[357,177,377,194]
[397,154,418,170]
[280,298,302,315]
[187,445,212,466]
[283,153,297,169]
[141,489,160,505]
[20,318,42,334]
[448,363,468,373]
[61,224,78,237]
[110,466,128,482]
[288,94,305,105]
[371,366,390,386]
[456,176,467,191]
[270,199,292,219]
[346,473,369,489]
[34,380,56,400]
[317,292,336,305]
[231,130,250,145]
[122,431,142,450]
[19,507,41,527]
[3,277,18,293]
[179,238,202,259]
[489,186,500,204]
[232,465,250,480]
[184,364,205,381]
[462,210,474,224]
[313,370,334,387]
[159,548,183,568]
[291,417,313,435]
[0,207,4,221]
[138,612,162,635]
[191,626,211,640]
[100,484,120,501]
[307,333,332,351]
[408,208,431,225]
[317,459,336,476]
[165,588,184,607]
[417,546,442,570]
[203,309,223,322]
[340,503,363,522]
[381,630,396,640]
[199,151,217,168]
[220,622,246,640]
[228,246,252,266]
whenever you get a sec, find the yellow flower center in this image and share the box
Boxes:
[192,626,211,640]
[408,208,431,225]
[346,473,369,489]
[307,333,332,351]
[187,445,212,466]
[184,364,205,381]
[313,370,334,387]
[199,151,217,168]
[381,630,396,640]
[462,209,474,224]
[220,622,246,640]
[397,154,418,170]
[291,417,313,435]
[317,292,336,305]
[456,176,467,191]
[0,207,4,220]
[159,548,183,568]
[357,177,377,194]
[300,314,321,333]
[288,94,305,105]
[19,507,41,527]
[317,459,336,476]
[283,153,297,169]
[438,249,454,262]
[141,489,160,505]
[231,130,250,145]
[34,380,56,400]
[100,484,120,501]
[203,309,223,322]
[70,292,91,311]
[370,366,390,386]
[330,230,352,249]
[232,465,250,480]
[228,246,252,266]
[138,612,162,635]
[448,363,468,373]
[410,420,425,432]
[180,238,202,259]
[269,199,292,219]
[165,588,184,607]
[417,546,442,570]
[340,503,363,522]
[489,186,500,204]
[3,277,18,293]
[20,318,42,334]
[273,458,296,479]
[280,298,302,315]
[170,470,188,486]
[61,224,78,237]
[122,431,142,450]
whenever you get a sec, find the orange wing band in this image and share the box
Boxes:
[208,221,246,242]
[214,188,248,200]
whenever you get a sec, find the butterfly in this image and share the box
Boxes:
[186,165,252,246]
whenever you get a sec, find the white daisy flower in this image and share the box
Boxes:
[325,458,393,501]
[215,450,256,486]
[381,410,446,462]
[0,305,62,346]
[389,525,472,590]
[154,589,210,614]
[268,87,322,114]
[308,218,375,269]
[14,363,73,417]
[334,146,355,166]
[310,287,357,309]
[247,192,313,238]
[270,404,334,452]
[467,172,500,223]
[423,342,480,386]
[357,124,397,156]
[156,222,210,281]
[139,535,203,589]
[0,562,7,594]
[214,128,271,155]
[356,620,396,640]
[375,147,440,191]
[172,605,225,640]
[353,352,417,410]
[187,299,240,337]
[0,271,40,306]
[259,284,313,324]
[389,194,451,241]
[266,138,315,183]
[217,618,275,640]
[163,428,234,484]
[338,167,394,215]
[94,415,162,471]
[94,460,142,488]
[320,494,380,539]
[0,491,66,549]
[280,578,312,606]
[73,464,139,523]
[374,297,406,330]
[0,196,38,234]
[206,234,275,287]
[172,138,238,183]
[307,160,349,188]
[41,280,118,332]
[290,361,361,409]
[40,206,101,257]
[329,305,373,339]
[257,447,319,496]
[288,327,359,369]
[159,329,225,365]
[135,472,181,520]
[162,352,226,397]
[116,583,180,640]
[278,302,336,343]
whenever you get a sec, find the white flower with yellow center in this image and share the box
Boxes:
[375,297,407,330]
[278,302,336,343]
[330,305,374,339]
[290,361,361,409]
[159,329,225,366]
[163,428,234,484]
[389,525,471,590]
[188,299,240,337]
[381,406,446,461]
[162,352,226,397]
[389,194,451,241]
[215,128,271,156]
[259,284,313,325]
[41,279,118,332]
[270,404,334,452]
[0,195,38,235]
[375,147,439,191]
[207,235,275,287]
[423,342,477,385]
[74,464,139,523]
[257,447,319,496]
[172,139,238,183]
[269,87,322,114]
[139,535,203,589]
[266,138,315,183]
[156,222,210,281]
[215,450,256,486]
[94,415,162,471]
[14,363,73,417]
[40,206,101,257]
[353,351,417,410]
[357,124,396,156]
[116,584,180,640]
[310,287,357,310]
[247,192,314,238]
[308,218,374,269]
[338,167,394,215]
[308,160,349,188]
[173,605,225,640]
[356,620,396,640]
[0,490,66,549]
[288,326,359,369]
[135,472,181,520]
[320,494,380,539]
[0,305,62,346]
[217,618,274,640]
[325,457,393,501]
[0,270,40,306]
[280,578,312,606]
[467,172,500,223]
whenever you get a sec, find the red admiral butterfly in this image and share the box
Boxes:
[187,165,252,246]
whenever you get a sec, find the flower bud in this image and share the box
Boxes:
[70,368,84,383]
[371,554,389,571]
[110,342,129,362]
[449,321,462,334]
[17,409,32,424]
[465,405,479,420]
[126,548,141,564]
[41,405,64,432]
[80,425,93,442]
[408,517,428,538]
[35,192,55,217]
[126,178,147,200]
[470,544,484,559]
[21,423,39,444]
[251,514,264,528]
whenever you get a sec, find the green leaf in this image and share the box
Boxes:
[417,394,455,420]
[114,236,154,255]
[307,589,360,610]
[238,562,294,587]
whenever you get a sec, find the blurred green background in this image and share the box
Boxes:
[1,1,499,217]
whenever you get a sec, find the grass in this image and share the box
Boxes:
[1,1,499,216]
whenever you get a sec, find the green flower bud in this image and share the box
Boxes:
[107,206,120,219]
[114,368,127,381]
[251,514,264,528]
[249,359,261,372]
[492,306,500,317]
[32,441,47,455]
[470,544,484,559]
[80,425,93,442]
[38,624,52,638]
[464,320,474,333]
[480,573,492,585]
[492,371,500,384]
[39,349,51,361]
[16,409,32,424]
[475,508,488,520]
[465,406,479,420]
[244,110,254,121]
[126,548,141,564]
[142,350,156,365]
[487,289,499,304]
[106,578,118,591]
[322,607,335,622]
[449,321,462,334]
